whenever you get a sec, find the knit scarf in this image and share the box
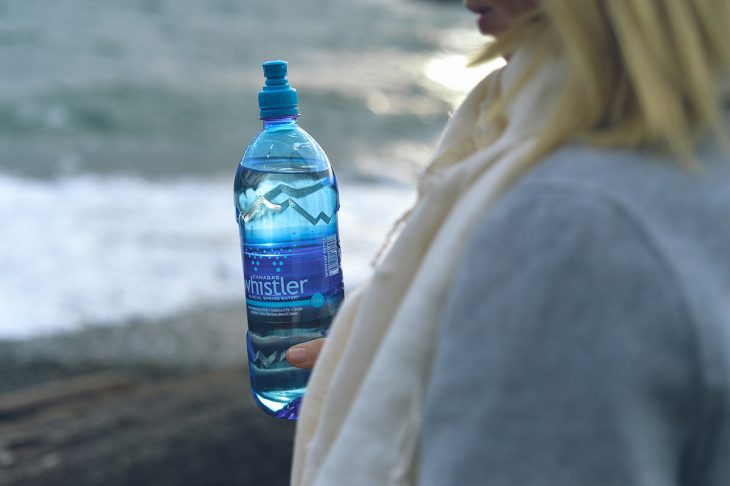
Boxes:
[291,47,564,486]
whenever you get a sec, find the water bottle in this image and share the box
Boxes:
[234,60,345,419]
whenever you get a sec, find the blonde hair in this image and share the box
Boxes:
[471,0,730,188]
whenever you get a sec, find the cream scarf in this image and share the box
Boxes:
[291,48,564,486]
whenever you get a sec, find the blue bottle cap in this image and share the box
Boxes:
[258,60,299,119]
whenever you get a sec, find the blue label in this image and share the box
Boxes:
[242,233,344,324]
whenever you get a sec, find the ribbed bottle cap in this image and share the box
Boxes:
[258,60,299,119]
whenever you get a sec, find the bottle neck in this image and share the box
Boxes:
[262,115,299,130]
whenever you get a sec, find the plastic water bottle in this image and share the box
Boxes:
[234,60,345,419]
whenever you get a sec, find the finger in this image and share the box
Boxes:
[286,338,326,369]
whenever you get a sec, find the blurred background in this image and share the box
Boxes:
[0,0,500,484]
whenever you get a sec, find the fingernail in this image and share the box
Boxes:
[287,347,307,365]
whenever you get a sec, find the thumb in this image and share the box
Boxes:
[286,338,326,369]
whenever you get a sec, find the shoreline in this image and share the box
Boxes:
[0,302,247,395]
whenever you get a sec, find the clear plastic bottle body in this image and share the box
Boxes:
[234,116,344,419]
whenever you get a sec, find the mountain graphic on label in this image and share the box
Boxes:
[256,351,279,368]
[241,182,337,225]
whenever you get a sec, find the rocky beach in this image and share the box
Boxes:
[0,305,298,486]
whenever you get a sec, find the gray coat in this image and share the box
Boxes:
[419,133,730,485]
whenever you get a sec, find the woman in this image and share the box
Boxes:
[287,1,730,485]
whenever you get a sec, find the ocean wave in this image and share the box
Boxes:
[0,173,414,339]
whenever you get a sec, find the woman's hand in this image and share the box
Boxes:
[286,338,326,369]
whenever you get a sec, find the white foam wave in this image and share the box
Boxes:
[0,174,414,339]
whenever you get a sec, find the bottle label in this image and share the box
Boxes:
[242,234,344,324]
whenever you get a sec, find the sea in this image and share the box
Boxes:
[0,0,503,339]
